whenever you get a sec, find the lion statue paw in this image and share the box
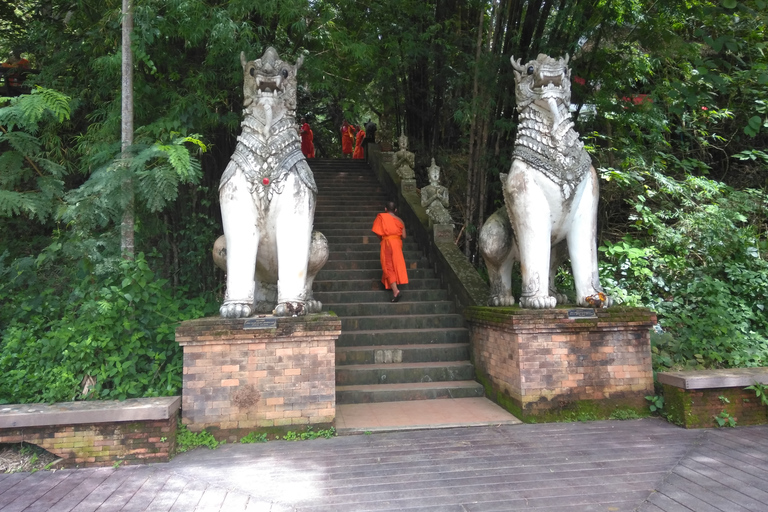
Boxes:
[519,295,558,309]
[274,301,307,317]
[304,299,323,314]
[220,302,254,319]
[489,295,516,307]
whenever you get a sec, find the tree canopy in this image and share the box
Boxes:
[1,0,766,403]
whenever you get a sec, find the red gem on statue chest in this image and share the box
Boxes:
[263,178,270,185]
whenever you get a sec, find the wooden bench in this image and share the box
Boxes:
[657,368,768,428]
[0,396,180,467]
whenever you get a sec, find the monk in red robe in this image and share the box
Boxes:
[372,201,408,301]
[352,127,365,159]
[341,120,355,158]
[300,118,314,158]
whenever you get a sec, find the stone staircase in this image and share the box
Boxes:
[309,159,484,405]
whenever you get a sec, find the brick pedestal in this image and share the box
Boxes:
[464,307,656,420]
[175,314,341,441]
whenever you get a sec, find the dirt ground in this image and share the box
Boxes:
[0,443,61,473]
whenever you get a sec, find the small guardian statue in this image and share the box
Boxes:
[421,158,453,226]
[394,133,415,180]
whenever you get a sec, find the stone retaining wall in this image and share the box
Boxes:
[0,397,179,468]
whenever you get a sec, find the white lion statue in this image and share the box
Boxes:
[216,47,328,318]
[479,53,612,309]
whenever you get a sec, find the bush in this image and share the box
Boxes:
[0,252,217,404]
[599,173,768,370]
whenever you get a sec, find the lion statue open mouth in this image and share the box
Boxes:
[479,54,612,309]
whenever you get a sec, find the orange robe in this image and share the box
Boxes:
[341,125,355,154]
[353,129,365,159]
[300,123,314,158]
[372,213,409,288]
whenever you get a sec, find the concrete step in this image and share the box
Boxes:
[315,289,448,303]
[314,216,387,225]
[321,259,428,271]
[323,238,421,251]
[336,361,476,386]
[316,268,434,282]
[336,381,485,404]
[337,343,470,365]
[340,314,465,331]
[326,249,425,261]
[314,278,443,292]
[323,300,454,317]
[336,328,470,347]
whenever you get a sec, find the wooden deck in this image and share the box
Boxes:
[1,418,766,511]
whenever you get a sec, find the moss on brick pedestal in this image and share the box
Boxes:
[466,306,656,422]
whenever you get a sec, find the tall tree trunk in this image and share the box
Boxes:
[464,3,486,257]
[121,0,135,260]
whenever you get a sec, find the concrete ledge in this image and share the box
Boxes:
[0,396,181,429]
[657,368,768,390]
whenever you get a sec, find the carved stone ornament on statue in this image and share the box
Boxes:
[421,158,453,225]
[478,53,612,309]
[394,133,416,180]
[213,47,328,318]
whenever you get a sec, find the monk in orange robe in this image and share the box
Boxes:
[372,201,408,301]
[341,120,355,157]
[352,127,365,159]
[300,118,314,158]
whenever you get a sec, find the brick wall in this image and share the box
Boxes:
[664,385,768,428]
[465,307,656,418]
[176,314,341,441]
[0,416,177,468]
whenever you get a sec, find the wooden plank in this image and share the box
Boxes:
[680,458,768,505]
[144,474,190,512]
[0,473,31,498]
[19,470,93,512]
[219,491,251,511]
[643,491,697,512]
[664,472,752,511]
[68,468,137,512]
[43,468,114,512]
[696,444,768,480]
[167,480,206,512]
[672,464,767,511]
[706,432,768,464]
[191,486,227,511]
[0,470,72,512]
[119,472,171,512]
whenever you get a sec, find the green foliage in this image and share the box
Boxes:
[240,432,269,444]
[745,382,768,407]
[0,253,217,404]
[714,410,737,427]
[599,170,768,370]
[646,394,665,414]
[176,425,224,452]
[282,426,336,441]
[0,88,70,222]
[609,408,642,420]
